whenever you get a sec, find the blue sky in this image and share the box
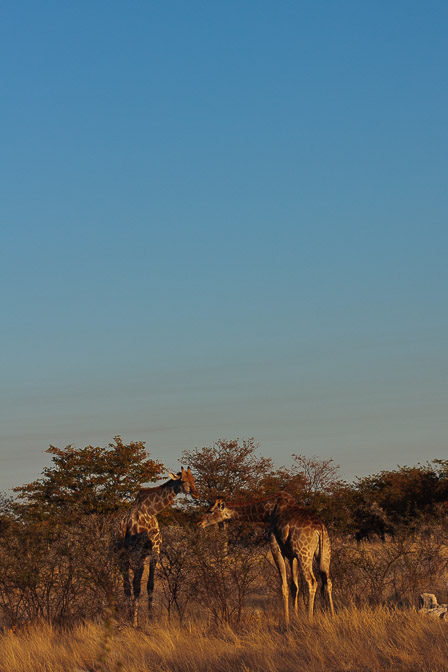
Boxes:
[1,1,447,492]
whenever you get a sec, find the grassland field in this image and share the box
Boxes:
[1,604,448,672]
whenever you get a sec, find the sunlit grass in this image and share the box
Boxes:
[1,606,447,672]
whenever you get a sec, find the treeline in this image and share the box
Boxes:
[4,436,447,531]
[0,437,447,627]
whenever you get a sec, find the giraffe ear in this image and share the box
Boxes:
[168,472,181,480]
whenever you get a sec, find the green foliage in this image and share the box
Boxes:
[13,436,164,522]
[355,460,448,524]
[181,438,275,503]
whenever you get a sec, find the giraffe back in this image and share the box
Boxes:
[273,504,330,569]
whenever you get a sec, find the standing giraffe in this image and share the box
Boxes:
[116,467,199,625]
[197,492,334,624]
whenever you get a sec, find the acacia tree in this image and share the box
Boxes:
[181,438,275,504]
[13,436,164,522]
[1,437,165,625]
[290,454,341,495]
[258,454,343,511]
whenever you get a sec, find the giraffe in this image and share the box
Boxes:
[197,492,334,624]
[116,466,199,625]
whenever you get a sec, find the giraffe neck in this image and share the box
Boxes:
[136,478,181,515]
[226,497,279,523]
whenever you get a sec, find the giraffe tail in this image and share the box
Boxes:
[317,525,326,570]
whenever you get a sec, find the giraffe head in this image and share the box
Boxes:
[197,498,231,528]
[167,466,199,499]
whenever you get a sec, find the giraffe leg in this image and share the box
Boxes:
[147,554,159,617]
[131,561,144,627]
[118,552,134,619]
[319,565,335,615]
[301,564,317,622]
[290,557,300,617]
[270,534,289,626]
[322,575,334,616]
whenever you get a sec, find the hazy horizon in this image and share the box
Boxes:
[2,1,447,494]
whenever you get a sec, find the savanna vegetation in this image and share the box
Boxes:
[1,437,447,671]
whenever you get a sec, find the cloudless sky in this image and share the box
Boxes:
[1,1,447,493]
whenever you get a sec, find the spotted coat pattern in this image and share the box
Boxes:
[116,467,198,625]
[198,492,334,624]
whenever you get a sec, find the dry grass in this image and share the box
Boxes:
[1,607,447,672]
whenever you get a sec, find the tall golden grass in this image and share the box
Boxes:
[1,606,447,672]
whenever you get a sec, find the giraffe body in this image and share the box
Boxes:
[198,492,334,624]
[116,467,198,625]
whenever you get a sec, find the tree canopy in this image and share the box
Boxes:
[181,438,275,503]
[13,436,164,522]
[354,460,448,523]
